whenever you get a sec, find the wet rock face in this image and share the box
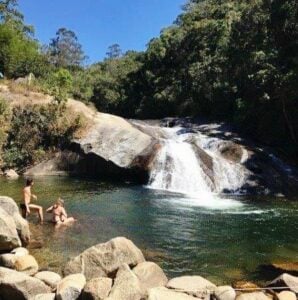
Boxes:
[217,141,244,163]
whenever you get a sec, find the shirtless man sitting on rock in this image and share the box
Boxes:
[21,178,43,224]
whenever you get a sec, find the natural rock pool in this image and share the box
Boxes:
[0,176,297,285]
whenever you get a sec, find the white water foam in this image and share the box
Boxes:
[147,127,249,209]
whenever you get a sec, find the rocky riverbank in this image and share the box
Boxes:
[0,196,297,300]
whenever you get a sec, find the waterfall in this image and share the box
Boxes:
[149,139,213,195]
[148,127,249,197]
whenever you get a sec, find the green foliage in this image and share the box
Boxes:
[0,0,48,78]
[50,68,73,104]
[87,0,298,158]
[3,103,82,169]
[1,0,297,161]
[0,23,46,78]
[91,51,143,116]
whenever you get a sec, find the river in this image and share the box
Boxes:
[0,176,297,285]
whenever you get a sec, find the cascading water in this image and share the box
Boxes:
[148,138,213,195]
[148,126,250,200]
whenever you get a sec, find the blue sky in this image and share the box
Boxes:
[19,0,186,64]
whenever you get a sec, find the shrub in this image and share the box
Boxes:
[49,68,73,104]
[3,103,83,169]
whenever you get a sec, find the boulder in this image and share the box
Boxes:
[34,271,62,289]
[4,169,19,179]
[218,142,244,163]
[14,254,39,276]
[267,273,298,293]
[166,276,216,298]
[236,292,270,300]
[11,247,29,257]
[64,237,145,280]
[31,294,56,300]
[56,273,86,300]
[25,151,80,176]
[0,253,17,268]
[106,264,142,300]
[81,277,112,300]
[0,196,30,245]
[75,112,156,169]
[214,286,236,300]
[277,291,296,300]
[0,267,51,300]
[0,207,21,251]
[133,261,168,296]
[148,287,200,300]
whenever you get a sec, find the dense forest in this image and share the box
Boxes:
[0,0,297,163]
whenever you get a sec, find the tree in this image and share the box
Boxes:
[50,68,73,104]
[106,44,122,59]
[0,0,33,35]
[0,23,45,78]
[48,28,86,68]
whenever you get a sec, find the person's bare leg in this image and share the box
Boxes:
[29,204,44,223]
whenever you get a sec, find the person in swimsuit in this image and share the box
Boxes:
[46,198,75,226]
[21,178,43,223]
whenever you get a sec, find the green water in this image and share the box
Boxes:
[0,176,297,284]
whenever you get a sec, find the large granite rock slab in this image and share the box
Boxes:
[64,237,145,280]
[75,112,156,168]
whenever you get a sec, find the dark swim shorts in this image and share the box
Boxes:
[20,203,26,210]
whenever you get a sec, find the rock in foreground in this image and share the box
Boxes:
[56,273,86,300]
[167,275,216,297]
[148,287,199,300]
[0,267,51,300]
[0,207,21,251]
[81,277,112,300]
[64,237,145,280]
[0,196,30,246]
[133,261,168,296]
[267,273,298,294]
[106,264,142,300]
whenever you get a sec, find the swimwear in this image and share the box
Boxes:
[20,203,26,209]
